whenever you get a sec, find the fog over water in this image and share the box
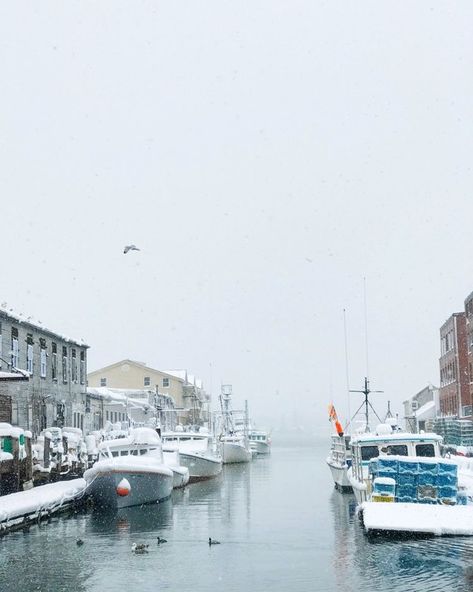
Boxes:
[1,2,473,428]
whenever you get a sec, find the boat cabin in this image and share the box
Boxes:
[98,428,163,461]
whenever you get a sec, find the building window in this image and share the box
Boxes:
[71,349,77,383]
[144,376,150,386]
[51,342,57,380]
[40,340,47,378]
[11,327,19,368]
[162,377,170,388]
[100,377,107,387]
[80,351,86,384]
[62,346,68,383]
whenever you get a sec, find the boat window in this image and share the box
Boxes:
[120,450,128,456]
[360,446,379,461]
[130,450,138,455]
[386,444,408,456]
[111,451,119,457]
[416,443,435,457]
[139,449,147,455]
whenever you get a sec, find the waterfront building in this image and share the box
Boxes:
[465,291,473,414]
[87,359,208,425]
[0,309,89,435]
[439,312,470,418]
[403,384,439,432]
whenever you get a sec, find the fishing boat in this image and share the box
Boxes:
[248,430,271,455]
[162,431,222,481]
[347,424,443,505]
[218,386,252,464]
[162,445,190,488]
[83,427,173,509]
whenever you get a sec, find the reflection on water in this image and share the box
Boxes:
[3,438,473,591]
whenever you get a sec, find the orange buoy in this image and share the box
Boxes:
[116,478,131,497]
[335,420,344,437]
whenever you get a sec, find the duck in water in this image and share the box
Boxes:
[157,537,167,545]
[208,537,221,546]
[132,543,149,554]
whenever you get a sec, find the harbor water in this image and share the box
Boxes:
[2,437,473,592]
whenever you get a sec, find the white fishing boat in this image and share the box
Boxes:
[326,434,353,491]
[162,432,222,481]
[218,386,252,464]
[248,430,271,455]
[221,435,253,464]
[162,445,190,488]
[83,427,173,509]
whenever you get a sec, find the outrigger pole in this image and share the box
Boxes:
[347,377,383,432]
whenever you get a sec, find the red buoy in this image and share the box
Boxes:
[116,478,131,497]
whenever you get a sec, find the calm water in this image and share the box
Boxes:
[1,437,473,591]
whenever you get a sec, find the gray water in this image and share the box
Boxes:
[1,437,473,592]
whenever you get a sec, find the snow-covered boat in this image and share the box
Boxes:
[162,432,222,481]
[220,435,252,464]
[84,428,173,509]
[162,445,190,488]
[347,425,443,505]
[326,434,352,491]
[248,430,271,455]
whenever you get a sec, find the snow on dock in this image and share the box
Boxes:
[0,479,86,534]
[361,501,473,537]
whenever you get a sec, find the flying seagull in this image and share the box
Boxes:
[123,245,141,254]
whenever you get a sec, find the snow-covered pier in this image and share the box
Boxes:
[0,478,87,535]
[360,501,473,537]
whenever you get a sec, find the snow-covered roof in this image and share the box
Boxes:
[0,306,88,347]
[415,400,436,420]
[0,370,30,381]
[351,431,442,444]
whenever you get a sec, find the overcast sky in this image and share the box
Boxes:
[1,2,472,432]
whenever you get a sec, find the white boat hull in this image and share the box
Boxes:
[170,466,189,489]
[222,442,252,464]
[85,467,174,509]
[179,452,222,481]
[250,441,271,455]
[326,458,352,491]
[347,467,368,504]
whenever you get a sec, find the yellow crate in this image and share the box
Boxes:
[372,495,394,503]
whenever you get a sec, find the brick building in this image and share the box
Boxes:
[465,291,473,411]
[0,309,89,435]
[439,312,470,417]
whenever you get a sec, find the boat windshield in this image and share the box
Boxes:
[415,443,436,457]
[360,445,379,461]
[385,444,408,456]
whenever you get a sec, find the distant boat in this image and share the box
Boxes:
[217,386,252,464]
[84,428,173,509]
[248,430,271,455]
[162,431,222,481]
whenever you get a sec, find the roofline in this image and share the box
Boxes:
[0,309,89,348]
[87,359,184,382]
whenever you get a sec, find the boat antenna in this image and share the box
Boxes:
[343,308,351,428]
[363,276,369,377]
[349,377,383,432]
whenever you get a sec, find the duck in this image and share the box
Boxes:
[157,537,167,544]
[208,537,221,546]
[132,543,149,554]
[76,539,84,546]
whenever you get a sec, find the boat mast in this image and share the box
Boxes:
[349,377,383,432]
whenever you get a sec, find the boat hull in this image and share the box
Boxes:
[85,468,173,509]
[170,466,189,489]
[222,442,252,464]
[250,441,271,455]
[179,452,222,481]
[326,458,352,492]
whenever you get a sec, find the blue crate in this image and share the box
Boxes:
[397,484,417,499]
[377,458,398,474]
[418,473,437,486]
[437,473,457,487]
[398,460,419,475]
[438,463,457,476]
[438,486,457,500]
[418,461,438,476]
[398,473,417,486]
